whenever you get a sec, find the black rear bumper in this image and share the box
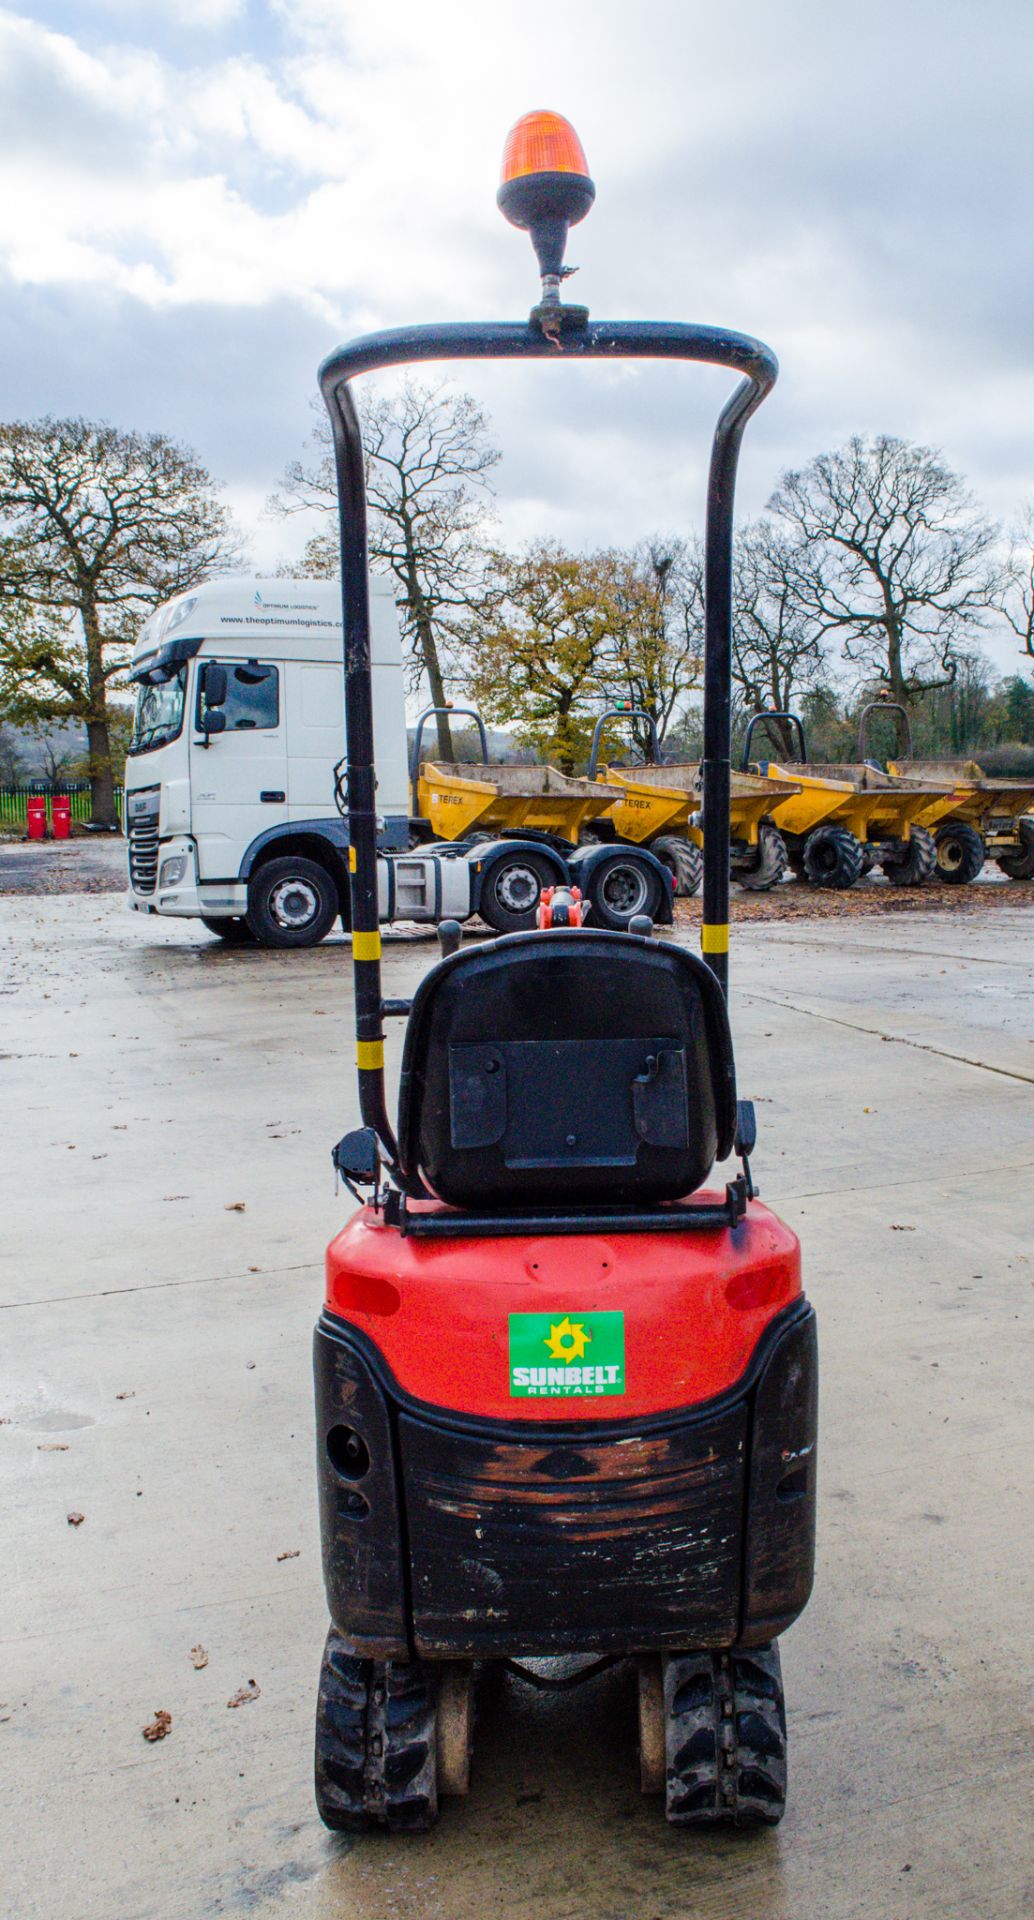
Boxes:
[314,1301,817,1661]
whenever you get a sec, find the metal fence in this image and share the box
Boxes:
[0,781,125,829]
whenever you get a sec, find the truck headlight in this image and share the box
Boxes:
[158,854,189,888]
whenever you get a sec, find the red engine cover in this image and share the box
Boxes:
[325,1196,800,1422]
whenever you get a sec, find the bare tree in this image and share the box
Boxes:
[1000,503,1034,661]
[271,382,499,760]
[0,420,241,826]
[732,520,827,752]
[607,540,704,755]
[768,436,1001,704]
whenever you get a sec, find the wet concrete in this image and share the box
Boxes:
[1,898,1032,1919]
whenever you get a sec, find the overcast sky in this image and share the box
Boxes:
[2,0,1032,671]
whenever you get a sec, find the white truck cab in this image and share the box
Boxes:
[125,575,673,946]
[126,577,410,943]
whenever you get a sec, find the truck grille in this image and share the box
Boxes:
[128,819,159,894]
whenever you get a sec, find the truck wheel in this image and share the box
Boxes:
[315,1630,439,1833]
[883,824,936,886]
[735,823,788,892]
[478,850,555,932]
[648,834,702,897]
[996,817,1034,880]
[935,822,985,885]
[246,856,339,948]
[199,916,255,944]
[586,851,663,930]
[663,1643,786,1828]
[802,825,863,889]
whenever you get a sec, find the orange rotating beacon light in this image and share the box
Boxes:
[497,110,595,325]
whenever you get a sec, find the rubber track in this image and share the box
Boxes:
[663,1643,787,1826]
[315,1630,439,1832]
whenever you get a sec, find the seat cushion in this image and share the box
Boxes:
[397,930,735,1208]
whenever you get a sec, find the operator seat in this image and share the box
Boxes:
[397,930,736,1209]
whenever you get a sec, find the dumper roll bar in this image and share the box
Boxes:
[586,707,662,780]
[320,320,777,1162]
[742,710,808,770]
[409,705,490,814]
[857,700,913,764]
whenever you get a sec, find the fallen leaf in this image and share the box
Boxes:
[66,1510,85,1527]
[276,1549,300,1563]
[190,1644,209,1670]
[142,1709,172,1742]
[38,1442,69,1452]
[224,1201,246,1213]
[116,1390,136,1401]
[227,1680,261,1709]
[890,1224,916,1232]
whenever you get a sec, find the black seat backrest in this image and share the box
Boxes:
[397,930,736,1209]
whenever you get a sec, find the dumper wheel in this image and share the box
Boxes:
[996,818,1034,880]
[315,1630,440,1833]
[883,824,936,887]
[802,825,863,889]
[935,822,985,885]
[663,1644,786,1827]
[649,834,702,897]
[735,824,788,892]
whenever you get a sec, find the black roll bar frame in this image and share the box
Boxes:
[409,705,490,814]
[742,709,808,770]
[319,319,777,1163]
[857,700,913,765]
[586,706,662,781]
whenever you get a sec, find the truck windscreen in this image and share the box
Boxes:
[129,665,187,755]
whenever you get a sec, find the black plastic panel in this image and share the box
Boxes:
[399,1405,747,1657]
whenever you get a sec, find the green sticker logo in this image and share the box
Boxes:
[508,1311,626,1398]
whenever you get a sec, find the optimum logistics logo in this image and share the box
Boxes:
[508,1312,625,1398]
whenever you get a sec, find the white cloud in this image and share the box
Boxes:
[2,0,1034,678]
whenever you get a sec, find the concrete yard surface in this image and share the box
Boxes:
[1,896,1033,1920]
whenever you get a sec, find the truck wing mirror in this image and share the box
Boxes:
[200,663,228,708]
[199,708,226,736]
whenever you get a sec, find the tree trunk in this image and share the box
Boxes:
[417,620,455,761]
[82,605,119,829]
[402,534,454,761]
[884,613,906,704]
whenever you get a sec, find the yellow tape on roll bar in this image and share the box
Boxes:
[351,931,381,961]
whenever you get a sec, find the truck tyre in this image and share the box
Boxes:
[935,822,985,885]
[735,823,788,892]
[246,855,339,948]
[802,825,863,889]
[648,834,702,897]
[199,916,255,944]
[882,824,936,887]
[996,817,1034,880]
[478,849,556,933]
[586,851,664,930]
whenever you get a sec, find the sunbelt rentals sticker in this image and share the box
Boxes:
[508,1312,625,1398]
